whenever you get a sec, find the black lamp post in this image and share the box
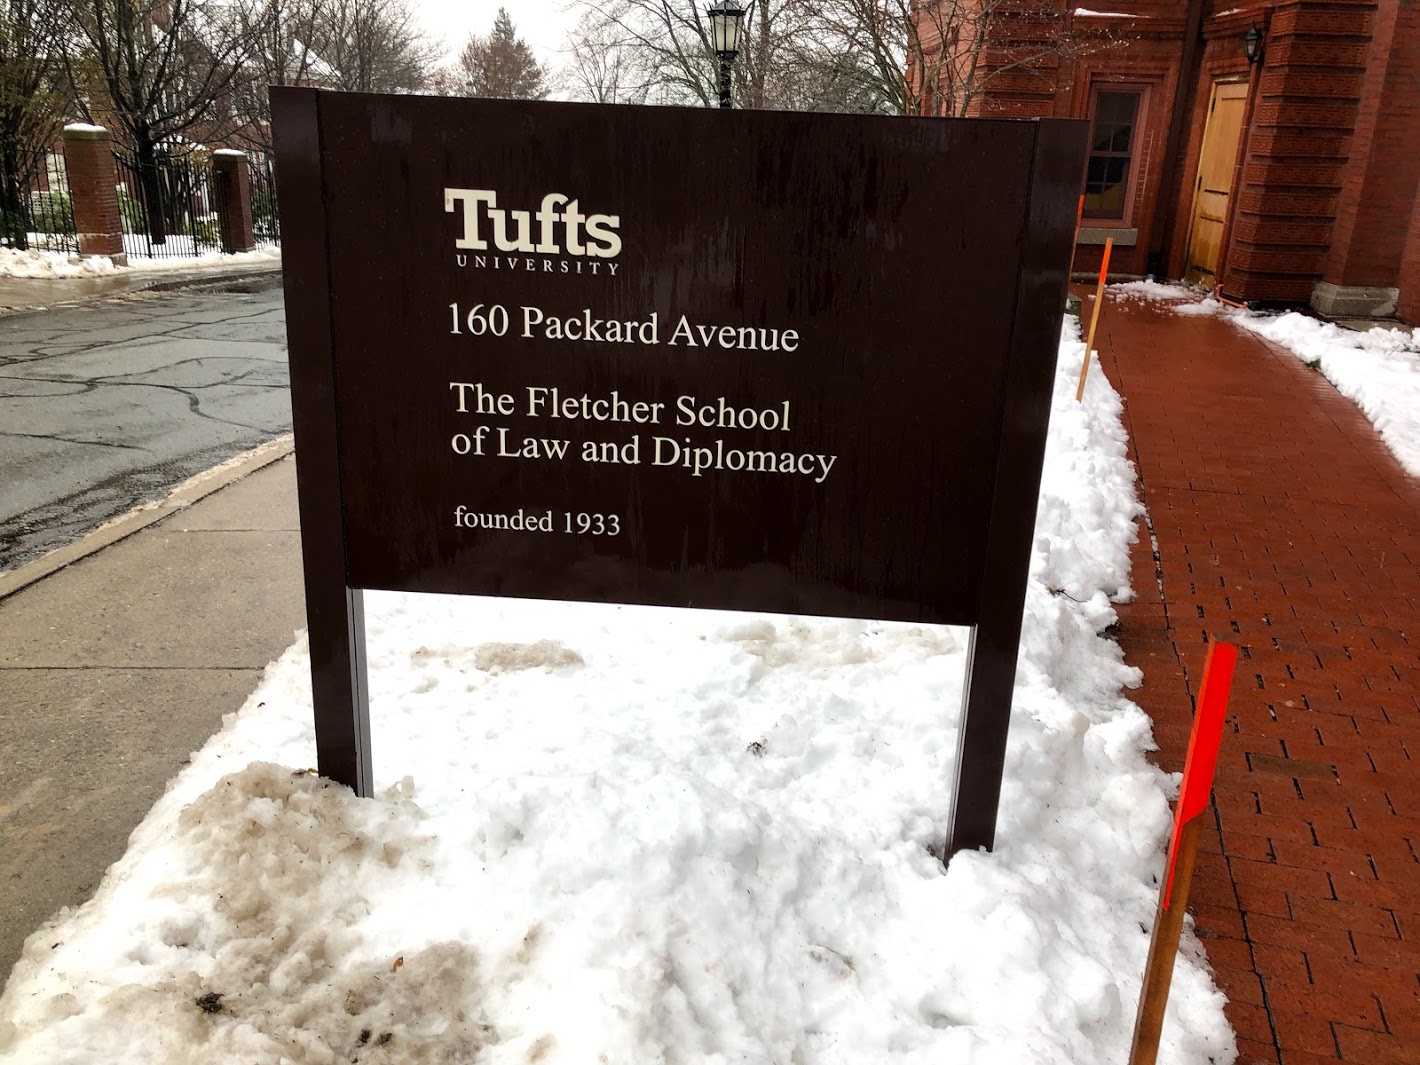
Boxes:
[1243,25,1265,65]
[707,2,745,108]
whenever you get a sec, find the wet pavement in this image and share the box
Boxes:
[0,288,292,570]
[0,258,281,314]
[0,272,159,314]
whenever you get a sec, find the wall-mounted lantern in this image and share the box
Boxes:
[1243,25,1265,66]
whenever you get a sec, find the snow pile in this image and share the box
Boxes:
[1232,312,1420,476]
[0,247,120,279]
[0,245,280,279]
[1110,279,1195,302]
[1172,297,1224,317]
[0,325,1235,1065]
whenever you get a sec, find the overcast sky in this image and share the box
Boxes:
[417,0,579,68]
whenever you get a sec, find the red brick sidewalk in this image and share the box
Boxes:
[1095,292,1420,1065]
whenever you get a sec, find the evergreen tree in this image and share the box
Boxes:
[453,7,548,100]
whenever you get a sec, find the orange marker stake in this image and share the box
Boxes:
[1128,641,1240,1065]
[1075,237,1113,403]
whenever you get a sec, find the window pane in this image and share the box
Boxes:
[1083,90,1141,219]
[1099,93,1138,152]
[1099,92,1138,124]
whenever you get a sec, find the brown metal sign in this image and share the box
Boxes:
[273,88,1085,856]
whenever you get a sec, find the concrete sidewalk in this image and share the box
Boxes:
[1100,293,1420,1065]
[0,454,305,979]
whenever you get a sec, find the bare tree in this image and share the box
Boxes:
[66,0,272,242]
[569,0,1114,115]
[564,10,652,104]
[222,0,438,155]
[452,7,548,100]
[228,0,332,156]
[312,0,440,94]
[570,0,821,111]
[0,0,70,248]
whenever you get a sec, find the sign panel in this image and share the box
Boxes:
[273,89,1085,854]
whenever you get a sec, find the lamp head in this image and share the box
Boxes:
[1243,25,1264,65]
[708,1,746,58]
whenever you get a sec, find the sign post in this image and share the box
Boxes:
[273,89,1086,857]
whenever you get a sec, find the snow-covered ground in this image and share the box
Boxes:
[0,245,280,280]
[1233,312,1420,476]
[1115,280,1420,477]
[0,321,1235,1065]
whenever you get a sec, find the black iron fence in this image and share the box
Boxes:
[112,147,281,258]
[112,147,222,259]
[250,156,280,248]
[0,149,77,255]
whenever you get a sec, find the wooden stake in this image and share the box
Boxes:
[1128,818,1203,1065]
[1128,642,1238,1065]
[1075,237,1113,402]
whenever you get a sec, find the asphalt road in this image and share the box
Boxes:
[0,287,291,571]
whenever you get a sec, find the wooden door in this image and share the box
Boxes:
[1185,81,1248,288]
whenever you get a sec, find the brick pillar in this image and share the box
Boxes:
[1312,0,1420,318]
[212,150,256,254]
[62,124,127,266]
[1219,0,1376,304]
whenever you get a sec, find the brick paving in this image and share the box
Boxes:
[1094,293,1420,1065]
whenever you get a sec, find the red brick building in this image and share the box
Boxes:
[911,0,1420,323]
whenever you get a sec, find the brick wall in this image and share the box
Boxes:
[912,0,1420,302]
[958,1,1194,278]
[1321,0,1420,294]
[1063,13,1191,278]
[1214,0,1377,302]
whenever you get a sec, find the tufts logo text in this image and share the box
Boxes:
[445,189,622,275]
